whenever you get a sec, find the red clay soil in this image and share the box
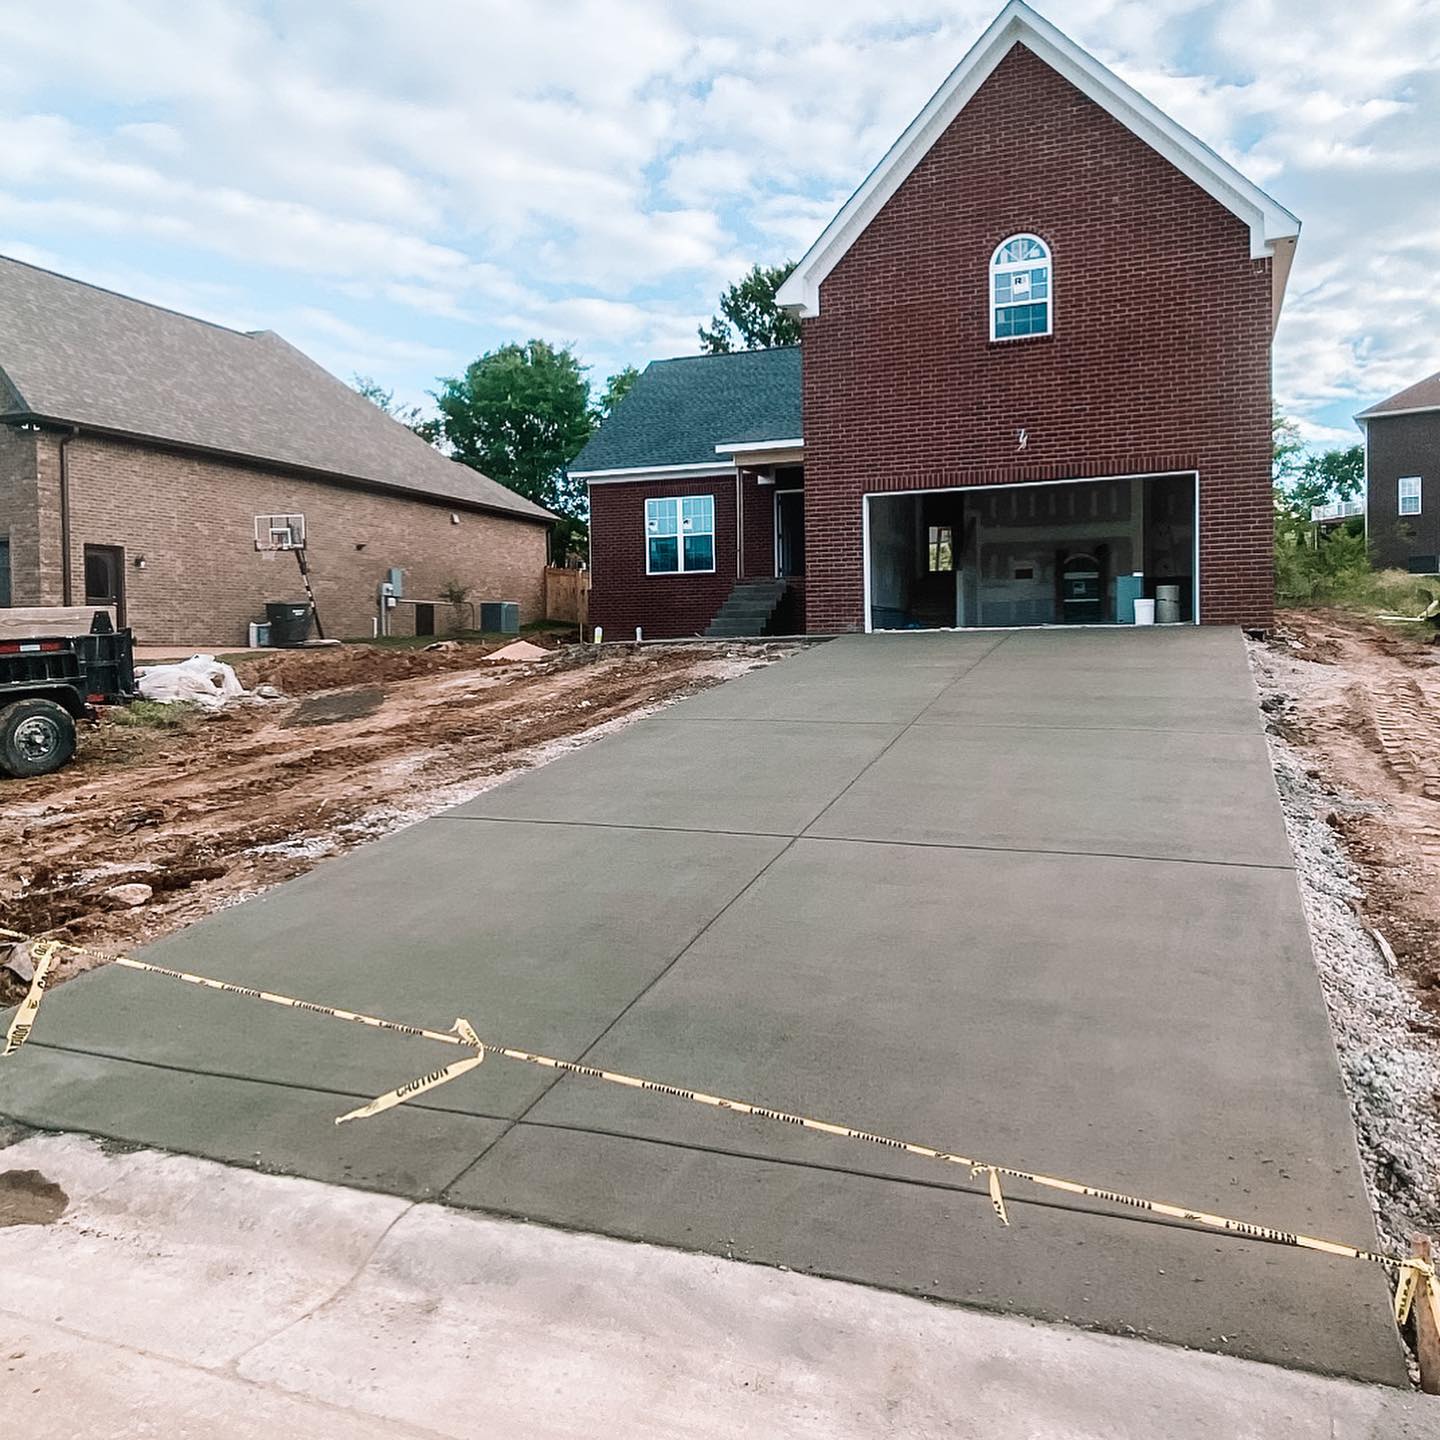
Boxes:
[0,640,793,997]
[1266,609,1440,1011]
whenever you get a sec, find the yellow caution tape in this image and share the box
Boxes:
[0,926,1433,1324]
[335,1018,485,1126]
[978,1165,1009,1227]
[1395,1262,1422,1327]
[2,940,61,1057]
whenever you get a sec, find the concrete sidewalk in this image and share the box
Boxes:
[0,629,1408,1384]
[0,1133,1430,1439]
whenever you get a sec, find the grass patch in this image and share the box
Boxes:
[108,699,199,730]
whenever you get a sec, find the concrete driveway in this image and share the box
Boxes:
[0,630,1406,1385]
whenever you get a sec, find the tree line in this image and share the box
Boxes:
[354,261,797,560]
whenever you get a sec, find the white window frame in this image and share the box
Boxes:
[989,233,1053,342]
[644,495,716,576]
[1399,476,1422,517]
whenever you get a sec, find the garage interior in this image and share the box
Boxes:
[867,474,1197,630]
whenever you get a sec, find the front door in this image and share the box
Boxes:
[83,543,126,627]
[775,489,805,577]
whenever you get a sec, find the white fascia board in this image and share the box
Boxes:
[713,438,804,454]
[1354,404,1440,423]
[576,461,736,485]
[776,0,1301,320]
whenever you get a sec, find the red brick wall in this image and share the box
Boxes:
[23,431,548,644]
[801,42,1275,631]
[588,474,737,638]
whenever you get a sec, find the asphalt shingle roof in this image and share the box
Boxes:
[570,346,801,473]
[0,255,552,523]
[1357,370,1440,420]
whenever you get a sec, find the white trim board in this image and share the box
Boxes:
[1355,405,1440,423]
[714,438,804,454]
[577,461,736,484]
[775,1,1299,323]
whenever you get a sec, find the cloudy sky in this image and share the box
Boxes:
[0,0,1435,447]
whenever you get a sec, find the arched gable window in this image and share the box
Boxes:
[990,234,1051,340]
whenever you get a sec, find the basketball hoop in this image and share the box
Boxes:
[254,512,306,552]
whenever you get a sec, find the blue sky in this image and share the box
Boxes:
[0,0,1435,449]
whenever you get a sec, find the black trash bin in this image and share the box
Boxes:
[265,601,312,647]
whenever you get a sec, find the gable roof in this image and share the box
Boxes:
[569,347,801,476]
[1356,370,1440,421]
[775,0,1301,325]
[0,255,552,524]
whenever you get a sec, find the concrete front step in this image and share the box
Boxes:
[705,580,789,639]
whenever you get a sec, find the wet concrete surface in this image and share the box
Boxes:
[0,629,1408,1384]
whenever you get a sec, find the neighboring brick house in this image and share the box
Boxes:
[575,1,1299,638]
[0,257,552,644]
[1357,371,1440,575]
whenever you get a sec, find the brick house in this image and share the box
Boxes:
[1357,371,1440,575]
[575,1,1299,638]
[0,257,552,644]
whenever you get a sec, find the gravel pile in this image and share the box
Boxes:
[1251,641,1440,1253]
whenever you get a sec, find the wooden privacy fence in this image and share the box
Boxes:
[544,567,590,626]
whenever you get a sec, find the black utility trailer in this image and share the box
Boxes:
[0,612,137,777]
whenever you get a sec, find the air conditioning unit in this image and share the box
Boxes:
[479,601,519,635]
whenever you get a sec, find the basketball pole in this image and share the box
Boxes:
[292,545,326,641]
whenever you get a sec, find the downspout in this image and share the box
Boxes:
[59,425,79,604]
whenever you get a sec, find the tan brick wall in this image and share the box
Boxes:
[28,431,548,644]
[0,424,40,604]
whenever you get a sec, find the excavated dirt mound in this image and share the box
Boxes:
[0,641,798,999]
[229,638,560,696]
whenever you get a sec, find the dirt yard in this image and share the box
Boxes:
[1253,608,1440,1250]
[1262,610,1440,996]
[0,639,797,998]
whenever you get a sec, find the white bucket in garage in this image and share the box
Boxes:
[1133,598,1156,626]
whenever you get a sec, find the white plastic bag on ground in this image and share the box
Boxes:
[136,655,248,708]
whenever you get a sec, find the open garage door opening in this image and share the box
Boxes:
[865,473,1198,631]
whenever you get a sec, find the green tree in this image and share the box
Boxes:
[351,374,443,446]
[1271,425,1370,607]
[699,261,800,353]
[595,365,640,419]
[1272,408,1304,489]
[432,342,590,508]
[1283,445,1364,521]
[433,340,593,547]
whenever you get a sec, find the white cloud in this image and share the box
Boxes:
[0,0,1432,428]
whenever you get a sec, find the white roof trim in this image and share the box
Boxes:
[576,460,736,484]
[775,0,1300,320]
[1355,404,1440,423]
[714,438,804,454]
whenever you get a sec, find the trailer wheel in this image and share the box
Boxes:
[0,698,77,778]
